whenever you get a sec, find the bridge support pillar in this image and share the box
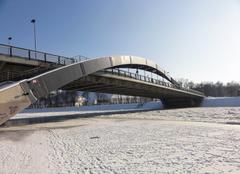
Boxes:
[161,98,203,109]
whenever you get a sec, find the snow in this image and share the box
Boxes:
[1,107,240,173]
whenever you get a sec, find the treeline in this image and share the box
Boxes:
[178,79,240,97]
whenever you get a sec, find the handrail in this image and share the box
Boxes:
[102,69,204,96]
[0,43,76,65]
[72,55,90,62]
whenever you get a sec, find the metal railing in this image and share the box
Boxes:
[0,65,58,82]
[0,44,76,65]
[102,68,204,96]
[72,55,90,62]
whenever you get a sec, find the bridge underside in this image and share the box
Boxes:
[62,72,203,108]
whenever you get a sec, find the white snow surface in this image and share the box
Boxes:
[1,107,240,173]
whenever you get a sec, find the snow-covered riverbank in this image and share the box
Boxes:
[1,107,240,174]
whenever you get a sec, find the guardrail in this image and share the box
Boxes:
[0,44,76,65]
[72,55,90,62]
[102,69,204,96]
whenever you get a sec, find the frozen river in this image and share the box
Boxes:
[1,107,240,173]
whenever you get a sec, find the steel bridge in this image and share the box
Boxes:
[0,44,204,125]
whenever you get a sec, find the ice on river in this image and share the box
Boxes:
[1,107,240,174]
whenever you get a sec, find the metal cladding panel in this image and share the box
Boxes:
[156,64,165,75]
[146,59,157,69]
[121,56,131,65]
[111,56,131,67]
[44,64,83,92]
[130,56,146,65]
[83,57,111,75]
[0,82,32,125]
[111,56,121,66]
[28,63,83,97]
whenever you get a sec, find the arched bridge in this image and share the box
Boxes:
[0,44,204,125]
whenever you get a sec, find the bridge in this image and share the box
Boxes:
[0,44,204,125]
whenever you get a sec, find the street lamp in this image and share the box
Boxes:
[31,19,37,58]
[8,37,12,55]
[8,37,12,45]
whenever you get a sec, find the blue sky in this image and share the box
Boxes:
[0,0,240,83]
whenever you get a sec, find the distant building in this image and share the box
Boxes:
[75,96,86,107]
[110,94,154,104]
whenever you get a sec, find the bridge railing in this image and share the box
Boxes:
[103,68,175,87]
[72,55,90,62]
[0,44,76,65]
[102,68,204,96]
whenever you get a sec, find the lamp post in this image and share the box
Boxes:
[8,37,12,45]
[31,19,37,58]
[8,37,12,55]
